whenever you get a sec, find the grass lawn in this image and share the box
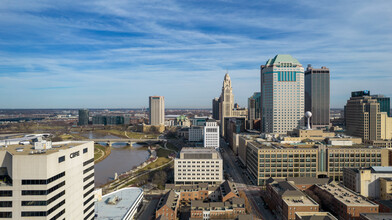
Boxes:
[138,157,171,172]
[94,144,110,162]
[156,148,173,157]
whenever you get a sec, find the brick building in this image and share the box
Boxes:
[156,190,179,220]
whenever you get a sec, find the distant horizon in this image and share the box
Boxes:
[1,1,391,108]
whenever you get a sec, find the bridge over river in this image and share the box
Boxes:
[86,138,164,147]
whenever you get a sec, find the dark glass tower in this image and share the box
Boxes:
[78,109,89,126]
[305,65,330,128]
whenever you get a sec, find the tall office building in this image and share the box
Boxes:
[204,119,220,148]
[212,97,220,120]
[0,140,95,219]
[219,73,234,137]
[248,92,261,130]
[149,96,165,125]
[305,65,330,128]
[78,109,89,126]
[372,94,391,117]
[260,54,305,133]
[345,92,392,141]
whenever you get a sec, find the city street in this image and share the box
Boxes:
[220,139,275,220]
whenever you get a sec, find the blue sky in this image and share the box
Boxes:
[0,0,391,108]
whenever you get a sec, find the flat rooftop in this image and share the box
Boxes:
[295,212,337,220]
[270,180,318,206]
[0,141,89,156]
[179,147,221,159]
[316,183,378,207]
[95,187,143,220]
[360,213,392,220]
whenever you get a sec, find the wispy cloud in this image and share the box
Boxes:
[0,0,391,108]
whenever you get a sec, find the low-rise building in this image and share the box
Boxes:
[190,198,246,219]
[95,187,143,220]
[343,166,392,199]
[312,183,379,219]
[266,179,320,220]
[174,148,223,185]
[156,190,179,220]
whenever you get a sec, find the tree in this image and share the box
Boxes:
[152,170,167,188]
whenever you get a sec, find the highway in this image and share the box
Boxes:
[220,139,275,220]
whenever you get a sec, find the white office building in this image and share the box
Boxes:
[261,54,305,133]
[0,140,95,219]
[204,120,220,148]
[175,148,223,185]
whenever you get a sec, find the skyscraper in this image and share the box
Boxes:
[149,96,165,125]
[212,97,220,120]
[260,54,305,133]
[305,65,330,128]
[78,109,89,126]
[345,92,392,141]
[372,94,391,117]
[219,73,234,136]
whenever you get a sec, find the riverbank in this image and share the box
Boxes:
[94,144,111,164]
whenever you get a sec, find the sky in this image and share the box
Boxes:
[0,0,391,109]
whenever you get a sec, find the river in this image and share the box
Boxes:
[82,131,150,187]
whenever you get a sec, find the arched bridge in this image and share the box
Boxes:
[87,138,164,147]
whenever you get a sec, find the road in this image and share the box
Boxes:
[220,139,275,220]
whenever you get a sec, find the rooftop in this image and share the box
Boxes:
[157,190,178,211]
[295,212,337,220]
[178,147,221,159]
[95,187,143,220]
[0,141,89,156]
[269,179,318,206]
[287,177,331,185]
[360,213,392,220]
[316,183,378,207]
[265,54,301,66]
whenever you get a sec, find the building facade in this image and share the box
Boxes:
[78,109,89,126]
[342,166,392,199]
[261,54,305,134]
[204,120,219,148]
[174,148,223,185]
[0,141,95,220]
[305,65,330,128]
[189,126,204,142]
[345,93,392,141]
[149,96,165,125]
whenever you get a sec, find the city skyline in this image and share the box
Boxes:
[0,0,391,108]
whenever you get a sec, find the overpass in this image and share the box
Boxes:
[87,138,163,147]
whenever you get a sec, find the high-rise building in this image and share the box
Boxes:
[174,148,223,185]
[0,140,95,219]
[248,92,261,130]
[204,119,219,148]
[372,94,391,117]
[261,54,305,133]
[305,65,330,128]
[212,97,220,120]
[219,73,234,137]
[78,109,89,126]
[345,93,392,141]
[149,96,165,125]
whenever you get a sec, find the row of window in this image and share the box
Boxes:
[84,188,94,198]
[178,173,220,176]
[84,180,94,190]
[260,168,317,172]
[259,163,317,168]
[50,209,65,220]
[178,169,219,172]
[84,195,94,206]
[177,161,220,164]
[84,209,95,220]
[84,173,94,182]
[177,165,218,168]
[21,199,65,217]
[22,172,65,185]
[0,191,12,197]
[22,181,65,196]
[22,190,65,206]
[83,158,94,166]
[178,177,219,180]
[83,165,94,174]
[260,159,317,162]
[83,202,94,214]
[329,159,381,162]
[329,153,381,157]
[260,154,317,158]
[0,201,12,207]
